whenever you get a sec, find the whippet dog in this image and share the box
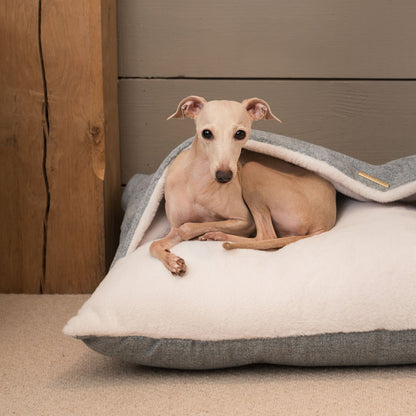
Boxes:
[150,96,336,276]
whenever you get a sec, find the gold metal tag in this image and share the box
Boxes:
[358,171,390,188]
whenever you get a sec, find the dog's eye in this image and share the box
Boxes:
[202,129,213,139]
[234,130,246,140]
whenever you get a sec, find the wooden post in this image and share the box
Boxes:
[0,1,46,293]
[0,0,121,293]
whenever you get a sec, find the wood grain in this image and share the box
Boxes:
[1,0,120,294]
[117,0,416,78]
[118,79,416,181]
[40,0,120,293]
[0,1,46,292]
[101,0,122,271]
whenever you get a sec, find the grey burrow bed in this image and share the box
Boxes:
[64,130,416,369]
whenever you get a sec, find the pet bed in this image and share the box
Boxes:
[64,130,416,370]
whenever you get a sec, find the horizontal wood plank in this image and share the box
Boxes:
[119,79,416,181]
[117,0,416,78]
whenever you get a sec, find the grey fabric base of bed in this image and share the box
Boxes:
[80,329,416,370]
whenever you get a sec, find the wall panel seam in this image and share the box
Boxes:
[118,77,416,82]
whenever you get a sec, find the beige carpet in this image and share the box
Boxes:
[1,294,416,415]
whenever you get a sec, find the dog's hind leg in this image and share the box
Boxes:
[222,233,319,250]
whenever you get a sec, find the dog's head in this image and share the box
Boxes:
[168,96,281,184]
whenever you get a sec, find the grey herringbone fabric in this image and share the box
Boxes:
[80,329,416,370]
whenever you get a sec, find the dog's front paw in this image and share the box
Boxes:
[199,232,228,241]
[165,251,187,277]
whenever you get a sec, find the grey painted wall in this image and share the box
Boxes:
[117,0,416,182]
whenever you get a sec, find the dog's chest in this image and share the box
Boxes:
[177,199,221,224]
[166,179,244,226]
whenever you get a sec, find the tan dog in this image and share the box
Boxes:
[150,96,336,276]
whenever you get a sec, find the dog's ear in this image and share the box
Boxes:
[167,96,207,120]
[242,98,282,122]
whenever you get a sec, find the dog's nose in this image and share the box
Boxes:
[215,170,233,183]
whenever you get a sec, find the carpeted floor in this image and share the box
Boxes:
[1,294,416,415]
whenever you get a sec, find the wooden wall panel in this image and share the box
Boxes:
[102,0,123,271]
[1,0,120,293]
[117,0,416,78]
[41,0,121,293]
[118,79,416,181]
[0,1,46,293]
